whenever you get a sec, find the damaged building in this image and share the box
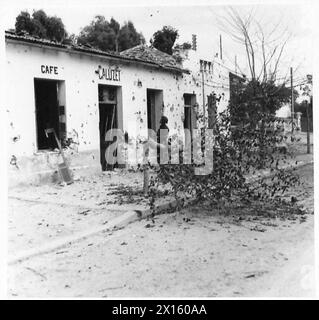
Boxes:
[5,30,232,186]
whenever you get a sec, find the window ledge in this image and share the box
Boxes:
[34,150,60,156]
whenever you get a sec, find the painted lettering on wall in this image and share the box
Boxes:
[95,65,121,81]
[41,65,58,75]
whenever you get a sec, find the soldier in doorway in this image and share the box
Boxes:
[157,116,170,165]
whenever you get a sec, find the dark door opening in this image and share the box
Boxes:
[99,85,118,171]
[183,94,197,161]
[183,94,197,130]
[34,79,62,150]
[147,89,163,135]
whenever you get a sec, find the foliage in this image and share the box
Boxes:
[295,80,313,117]
[294,100,312,117]
[150,26,179,55]
[229,79,293,124]
[172,42,192,63]
[174,42,192,50]
[118,21,145,51]
[147,107,300,215]
[15,10,67,42]
[77,16,145,52]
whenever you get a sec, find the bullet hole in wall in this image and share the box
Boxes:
[12,135,20,143]
[10,155,19,169]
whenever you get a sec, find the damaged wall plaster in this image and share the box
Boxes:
[6,40,230,180]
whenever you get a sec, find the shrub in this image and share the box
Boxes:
[148,107,300,214]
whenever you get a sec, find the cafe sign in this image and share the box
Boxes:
[41,65,58,75]
[95,65,121,81]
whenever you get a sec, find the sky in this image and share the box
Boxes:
[1,0,316,83]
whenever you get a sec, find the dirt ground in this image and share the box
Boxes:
[8,170,174,255]
[8,151,312,256]
[7,163,315,298]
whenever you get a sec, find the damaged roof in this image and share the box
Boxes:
[5,31,188,74]
[120,45,182,72]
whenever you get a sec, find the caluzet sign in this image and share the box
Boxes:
[95,65,121,81]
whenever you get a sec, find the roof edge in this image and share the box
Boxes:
[5,31,189,74]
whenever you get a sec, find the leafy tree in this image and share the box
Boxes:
[173,42,192,51]
[109,18,120,52]
[78,16,116,51]
[150,26,179,55]
[229,79,292,125]
[295,100,312,118]
[295,80,313,119]
[119,21,145,51]
[15,9,67,42]
[15,11,34,34]
[77,16,144,52]
[46,16,66,42]
[147,107,301,216]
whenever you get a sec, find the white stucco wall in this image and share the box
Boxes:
[183,50,230,115]
[5,40,230,183]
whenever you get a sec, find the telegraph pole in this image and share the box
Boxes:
[290,67,294,132]
[306,100,310,154]
[235,55,237,74]
[305,75,313,154]
[219,35,223,60]
[200,61,206,127]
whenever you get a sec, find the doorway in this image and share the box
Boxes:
[147,89,163,134]
[34,79,66,150]
[183,94,197,131]
[183,93,197,161]
[98,85,119,171]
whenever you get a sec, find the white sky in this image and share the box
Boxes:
[1,0,316,82]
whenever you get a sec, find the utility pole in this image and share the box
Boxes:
[200,60,206,127]
[305,75,313,154]
[219,35,223,60]
[306,100,310,154]
[143,141,149,196]
[290,67,294,132]
[235,55,237,74]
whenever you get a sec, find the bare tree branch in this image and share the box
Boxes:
[217,6,294,84]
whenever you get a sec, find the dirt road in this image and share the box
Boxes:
[7,164,315,297]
